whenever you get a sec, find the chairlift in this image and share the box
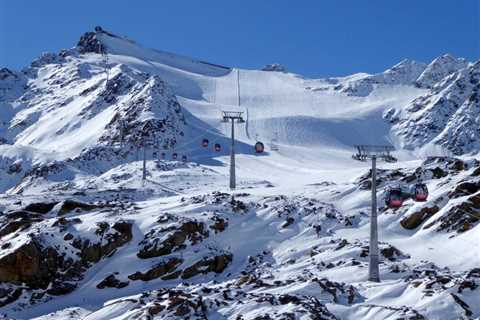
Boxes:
[385,187,404,208]
[254,141,265,153]
[214,143,221,152]
[202,138,209,148]
[413,183,429,202]
[172,153,178,160]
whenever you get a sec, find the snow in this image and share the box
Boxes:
[0,28,478,319]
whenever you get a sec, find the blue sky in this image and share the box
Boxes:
[0,0,478,77]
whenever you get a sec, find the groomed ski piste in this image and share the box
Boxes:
[0,28,478,319]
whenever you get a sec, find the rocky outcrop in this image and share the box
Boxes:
[128,257,183,281]
[74,221,133,264]
[401,206,439,229]
[97,274,129,289]
[0,219,132,306]
[392,61,480,154]
[181,253,232,279]
[416,54,468,88]
[138,220,208,259]
[262,64,287,72]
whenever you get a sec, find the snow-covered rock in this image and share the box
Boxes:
[0,27,479,319]
[391,61,480,154]
[416,54,469,88]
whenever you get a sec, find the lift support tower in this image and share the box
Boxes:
[352,145,397,282]
[222,111,245,189]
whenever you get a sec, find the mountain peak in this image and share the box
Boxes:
[76,26,119,54]
[416,53,469,88]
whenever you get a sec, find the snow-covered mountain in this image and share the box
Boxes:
[0,27,478,320]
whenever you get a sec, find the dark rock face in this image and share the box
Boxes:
[0,211,42,237]
[449,181,480,198]
[262,64,287,72]
[181,253,232,279]
[0,219,133,307]
[0,240,66,289]
[401,206,439,229]
[97,274,129,289]
[137,220,209,259]
[128,257,183,281]
[75,221,133,264]
[434,196,480,233]
[58,199,98,215]
[23,201,58,214]
[77,32,103,54]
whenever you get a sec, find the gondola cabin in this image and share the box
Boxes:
[202,138,209,147]
[386,188,404,208]
[160,152,166,160]
[413,183,428,202]
[214,143,221,152]
[254,141,265,153]
[182,155,187,162]
[172,153,178,160]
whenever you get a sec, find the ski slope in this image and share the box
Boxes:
[0,29,478,320]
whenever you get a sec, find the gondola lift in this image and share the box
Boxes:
[182,155,187,162]
[202,138,209,148]
[214,143,221,152]
[254,141,265,153]
[385,187,404,208]
[412,183,428,202]
[160,152,166,160]
[172,152,178,160]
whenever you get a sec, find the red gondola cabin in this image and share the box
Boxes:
[255,141,265,153]
[172,153,178,160]
[202,139,209,147]
[386,188,404,208]
[214,143,221,152]
[413,183,428,202]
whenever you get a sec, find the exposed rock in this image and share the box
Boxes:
[58,200,98,215]
[24,201,58,214]
[0,240,58,288]
[262,64,287,72]
[401,206,439,229]
[181,253,233,279]
[210,216,228,233]
[97,274,129,289]
[128,257,183,281]
[78,221,133,264]
[451,293,472,317]
[137,220,208,259]
[448,181,480,198]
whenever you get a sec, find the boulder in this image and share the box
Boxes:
[97,274,129,289]
[128,257,183,281]
[181,253,232,279]
[137,220,208,259]
[401,206,439,229]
